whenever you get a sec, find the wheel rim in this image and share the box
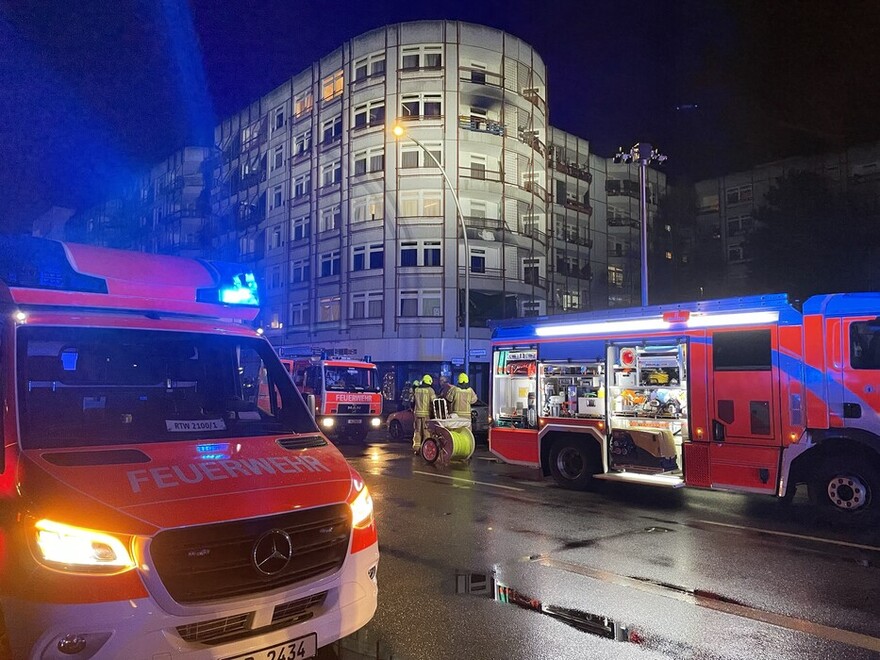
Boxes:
[827,474,869,511]
[422,440,439,462]
[389,421,400,440]
[556,447,585,480]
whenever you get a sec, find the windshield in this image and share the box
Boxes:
[323,365,380,392]
[17,327,318,450]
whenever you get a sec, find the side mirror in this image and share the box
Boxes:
[306,394,317,419]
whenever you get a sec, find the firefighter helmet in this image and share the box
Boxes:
[422,374,433,385]
[458,373,469,384]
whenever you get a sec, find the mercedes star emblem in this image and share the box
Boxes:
[251,529,294,576]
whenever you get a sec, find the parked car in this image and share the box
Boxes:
[387,400,489,440]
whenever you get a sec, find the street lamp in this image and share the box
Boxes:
[393,124,471,376]
[613,143,668,307]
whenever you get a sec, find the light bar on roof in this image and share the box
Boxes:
[535,310,779,338]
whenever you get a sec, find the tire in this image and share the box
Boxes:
[389,420,403,442]
[807,454,879,525]
[421,438,440,464]
[548,438,598,490]
[345,424,369,444]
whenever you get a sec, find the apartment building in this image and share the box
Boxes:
[67,21,666,404]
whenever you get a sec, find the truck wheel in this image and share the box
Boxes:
[389,420,404,441]
[548,438,597,490]
[808,455,878,524]
[346,425,369,444]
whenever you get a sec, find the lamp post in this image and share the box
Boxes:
[393,124,470,376]
[613,143,667,307]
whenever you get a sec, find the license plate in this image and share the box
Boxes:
[224,633,316,660]
[347,418,362,424]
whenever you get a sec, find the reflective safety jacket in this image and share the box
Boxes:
[446,385,477,416]
[413,384,434,417]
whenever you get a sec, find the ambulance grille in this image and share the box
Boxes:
[151,504,350,604]
[175,591,327,645]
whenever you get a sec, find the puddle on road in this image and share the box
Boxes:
[454,569,642,645]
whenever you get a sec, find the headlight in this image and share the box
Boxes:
[370,417,381,428]
[350,482,374,529]
[321,417,335,429]
[33,519,136,574]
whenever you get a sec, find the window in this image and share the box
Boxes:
[293,174,311,199]
[353,243,384,271]
[321,161,342,187]
[353,146,385,176]
[726,184,753,205]
[271,145,285,172]
[319,205,342,231]
[399,190,442,217]
[522,213,544,236]
[352,291,383,319]
[353,100,386,129]
[469,154,487,180]
[270,224,283,249]
[400,289,441,317]
[400,142,442,168]
[353,194,384,222]
[290,301,309,326]
[294,131,312,156]
[290,258,310,283]
[523,257,544,285]
[561,291,580,311]
[728,245,745,262]
[292,215,310,241]
[320,250,341,277]
[850,321,880,369]
[354,53,386,80]
[318,295,341,322]
[470,62,487,84]
[400,240,441,267]
[522,300,545,317]
[321,116,342,144]
[608,265,624,287]
[273,106,285,131]
[470,247,486,273]
[713,329,771,371]
[269,265,282,290]
[400,93,442,120]
[401,45,442,70]
[728,215,755,236]
[294,91,313,117]
[268,185,284,210]
[321,70,343,102]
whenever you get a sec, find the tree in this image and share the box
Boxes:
[650,183,725,303]
[745,170,879,301]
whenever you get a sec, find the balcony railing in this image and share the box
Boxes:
[459,166,503,182]
[549,158,593,183]
[608,217,640,229]
[519,130,545,157]
[522,180,547,202]
[554,231,593,248]
[521,88,547,114]
[458,67,503,87]
[562,198,593,215]
[458,116,505,136]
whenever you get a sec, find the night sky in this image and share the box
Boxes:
[1,0,878,231]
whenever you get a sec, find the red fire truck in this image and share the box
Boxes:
[0,237,379,658]
[489,293,880,523]
[281,355,382,444]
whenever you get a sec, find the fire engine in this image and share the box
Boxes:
[489,293,880,523]
[0,237,379,658]
[280,354,382,444]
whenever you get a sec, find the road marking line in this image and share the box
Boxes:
[538,558,880,653]
[413,470,524,491]
[694,519,880,553]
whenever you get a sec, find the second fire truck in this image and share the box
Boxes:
[489,292,880,524]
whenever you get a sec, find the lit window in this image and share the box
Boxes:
[321,70,344,102]
[353,194,384,222]
[294,92,313,117]
[318,295,341,322]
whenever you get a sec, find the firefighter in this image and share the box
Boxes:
[412,374,434,453]
[446,373,477,430]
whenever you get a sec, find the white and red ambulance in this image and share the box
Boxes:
[0,237,378,658]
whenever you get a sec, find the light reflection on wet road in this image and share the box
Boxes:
[321,438,880,659]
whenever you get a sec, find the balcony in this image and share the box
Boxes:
[459,166,503,183]
[549,158,593,183]
[608,217,640,229]
[521,88,547,114]
[562,198,593,215]
[522,180,547,202]
[518,130,545,157]
[458,67,503,88]
[458,116,505,136]
[554,230,593,248]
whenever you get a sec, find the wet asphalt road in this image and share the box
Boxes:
[319,432,880,660]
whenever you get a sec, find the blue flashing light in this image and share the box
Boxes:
[196,443,231,461]
[197,260,260,307]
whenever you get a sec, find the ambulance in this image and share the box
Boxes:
[0,237,379,658]
[489,293,880,524]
